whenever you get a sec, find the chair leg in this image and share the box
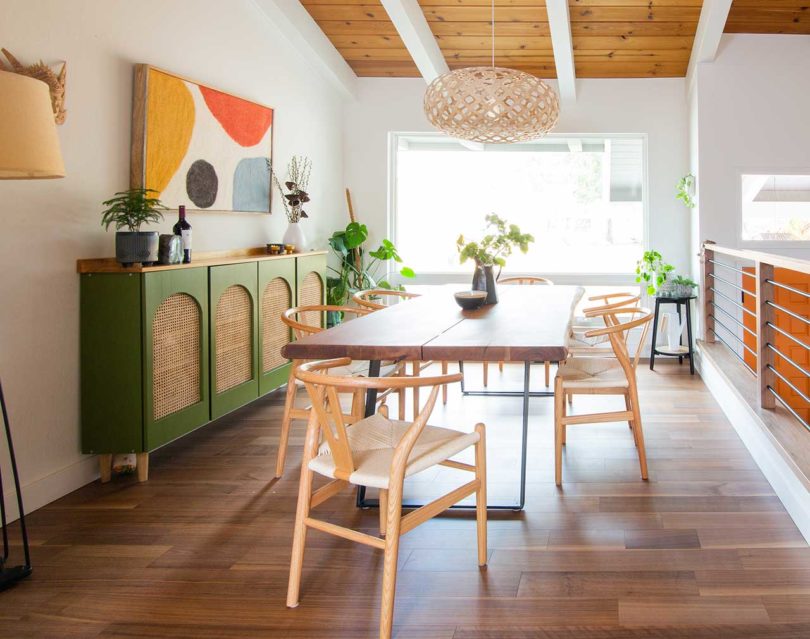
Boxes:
[474,423,488,567]
[412,361,420,419]
[567,391,573,406]
[629,386,649,480]
[441,361,449,404]
[498,361,504,372]
[379,489,388,537]
[625,394,637,444]
[275,363,300,478]
[544,361,550,387]
[286,413,319,608]
[482,361,488,387]
[554,378,565,486]
[379,484,403,639]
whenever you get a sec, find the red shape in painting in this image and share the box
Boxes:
[199,86,273,147]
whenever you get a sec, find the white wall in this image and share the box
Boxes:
[0,0,346,516]
[343,77,691,282]
[695,34,810,259]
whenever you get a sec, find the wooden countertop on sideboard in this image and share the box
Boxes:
[76,247,327,274]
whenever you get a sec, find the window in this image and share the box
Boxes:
[391,133,646,276]
[741,174,810,242]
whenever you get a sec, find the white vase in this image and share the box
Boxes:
[282,221,306,252]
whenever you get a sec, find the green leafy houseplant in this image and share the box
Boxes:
[676,174,696,209]
[101,188,167,266]
[101,188,167,232]
[326,221,415,312]
[671,275,698,297]
[635,250,675,296]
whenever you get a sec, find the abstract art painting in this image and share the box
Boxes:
[131,65,273,213]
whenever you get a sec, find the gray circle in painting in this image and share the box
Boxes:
[186,159,218,208]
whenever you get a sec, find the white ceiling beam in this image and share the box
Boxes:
[546,0,576,104]
[379,0,449,82]
[251,0,357,100]
[686,0,733,92]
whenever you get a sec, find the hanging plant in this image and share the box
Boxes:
[676,174,696,209]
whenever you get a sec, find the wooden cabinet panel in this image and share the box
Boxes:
[258,258,296,395]
[143,268,210,450]
[296,252,327,330]
[210,263,259,419]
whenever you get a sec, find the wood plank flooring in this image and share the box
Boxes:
[1,362,809,638]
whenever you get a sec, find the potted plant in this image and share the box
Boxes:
[268,156,311,251]
[671,275,698,298]
[457,213,534,304]
[101,188,167,266]
[635,250,675,296]
[326,221,414,326]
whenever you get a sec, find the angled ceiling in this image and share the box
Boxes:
[299,0,808,79]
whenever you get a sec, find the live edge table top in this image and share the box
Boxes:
[282,285,583,363]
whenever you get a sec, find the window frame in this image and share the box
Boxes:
[386,131,650,287]
[736,166,810,250]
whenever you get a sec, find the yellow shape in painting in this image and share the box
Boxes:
[145,69,195,196]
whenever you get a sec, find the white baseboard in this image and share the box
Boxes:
[697,346,810,543]
[2,455,98,523]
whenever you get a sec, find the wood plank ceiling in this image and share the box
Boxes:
[300,0,808,80]
[725,0,810,35]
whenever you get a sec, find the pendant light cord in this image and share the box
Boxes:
[491,0,495,67]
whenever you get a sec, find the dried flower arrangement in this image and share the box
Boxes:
[267,156,312,223]
[0,48,66,124]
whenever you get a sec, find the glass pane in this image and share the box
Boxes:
[394,136,644,274]
[741,174,810,241]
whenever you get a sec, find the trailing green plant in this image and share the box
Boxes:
[326,221,415,307]
[456,213,534,269]
[101,188,167,232]
[635,250,675,295]
[676,174,696,209]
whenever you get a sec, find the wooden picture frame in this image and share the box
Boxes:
[131,64,274,214]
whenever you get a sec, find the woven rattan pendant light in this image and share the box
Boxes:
[423,0,560,144]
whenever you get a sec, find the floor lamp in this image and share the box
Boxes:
[0,69,65,590]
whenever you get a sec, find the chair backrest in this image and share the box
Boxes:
[584,307,653,374]
[352,289,421,311]
[295,358,463,481]
[583,292,641,315]
[282,305,372,341]
[498,276,554,286]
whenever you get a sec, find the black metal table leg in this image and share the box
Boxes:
[649,298,661,370]
[677,304,684,364]
[356,360,382,507]
[517,362,530,511]
[685,298,695,375]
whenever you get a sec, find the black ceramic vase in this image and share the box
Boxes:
[471,264,498,304]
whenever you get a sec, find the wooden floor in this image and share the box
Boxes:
[2,362,810,638]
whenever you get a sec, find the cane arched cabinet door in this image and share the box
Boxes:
[258,258,296,395]
[143,268,210,450]
[210,263,259,419]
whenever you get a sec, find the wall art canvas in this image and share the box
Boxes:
[131,64,273,213]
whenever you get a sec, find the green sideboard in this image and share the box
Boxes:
[78,249,326,481]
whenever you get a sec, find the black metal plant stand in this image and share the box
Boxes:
[649,296,696,375]
[0,378,32,591]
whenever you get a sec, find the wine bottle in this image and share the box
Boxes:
[173,205,192,264]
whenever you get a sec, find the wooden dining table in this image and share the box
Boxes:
[282,284,584,510]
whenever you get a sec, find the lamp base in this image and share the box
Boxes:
[0,563,32,592]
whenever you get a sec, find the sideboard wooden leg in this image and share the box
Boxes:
[98,454,112,483]
[136,452,149,482]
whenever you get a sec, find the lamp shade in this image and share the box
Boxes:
[0,70,65,179]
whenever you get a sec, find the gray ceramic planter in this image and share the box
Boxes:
[115,231,159,266]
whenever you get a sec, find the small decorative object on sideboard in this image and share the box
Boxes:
[268,155,311,251]
[457,213,535,305]
[158,234,182,265]
[635,250,675,296]
[101,188,167,266]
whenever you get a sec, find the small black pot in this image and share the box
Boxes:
[471,264,498,304]
[115,231,159,266]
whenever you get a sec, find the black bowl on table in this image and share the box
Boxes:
[454,290,488,310]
